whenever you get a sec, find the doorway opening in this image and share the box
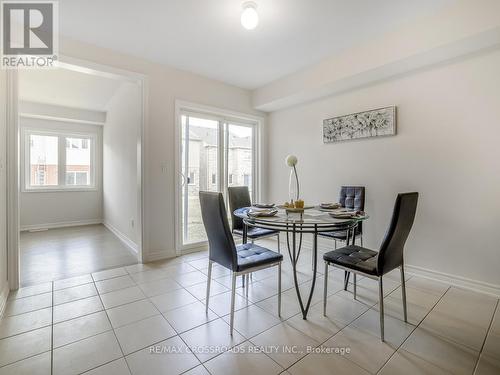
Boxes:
[13,61,144,287]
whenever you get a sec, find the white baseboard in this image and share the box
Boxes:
[406,265,500,298]
[103,222,138,254]
[0,282,10,318]
[144,249,178,262]
[20,219,103,232]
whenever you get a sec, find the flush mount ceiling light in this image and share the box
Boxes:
[241,1,259,30]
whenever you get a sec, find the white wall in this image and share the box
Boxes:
[103,82,140,249]
[0,71,9,308]
[19,117,103,230]
[266,49,500,291]
[61,38,265,260]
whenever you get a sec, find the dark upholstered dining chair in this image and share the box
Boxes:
[322,192,419,341]
[200,191,283,334]
[228,186,280,251]
[319,186,365,247]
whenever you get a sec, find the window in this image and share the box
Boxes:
[24,129,96,191]
[229,174,233,184]
[29,134,58,186]
[66,137,91,186]
[66,171,89,185]
[211,173,216,185]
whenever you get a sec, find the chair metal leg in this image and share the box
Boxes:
[401,266,408,322]
[205,261,213,313]
[230,273,237,335]
[246,274,249,296]
[360,235,363,247]
[323,262,328,316]
[242,275,245,288]
[353,273,357,300]
[334,240,337,250]
[344,271,350,290]
[277,233,281,253]
[379,276,385,342]
[278,263,282,317]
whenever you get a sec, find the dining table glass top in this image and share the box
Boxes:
[234,206,368,228]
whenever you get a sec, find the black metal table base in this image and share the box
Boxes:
[286,223,318,319]
[242,217,359,320]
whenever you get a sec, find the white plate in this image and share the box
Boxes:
[253,203,275,209]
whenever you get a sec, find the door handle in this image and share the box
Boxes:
[179,171,188,187]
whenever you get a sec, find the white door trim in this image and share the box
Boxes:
[6,70,19,291]
[6,55,148,289]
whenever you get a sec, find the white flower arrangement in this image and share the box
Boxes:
[285,155,298,167]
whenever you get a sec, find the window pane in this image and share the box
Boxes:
[65,172,75,185]
[30,134,58,186]
[66,137,91,186]
[181,115,219,244]
[227,124,253,196]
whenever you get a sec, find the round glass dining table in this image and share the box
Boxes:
[234,207,369,319]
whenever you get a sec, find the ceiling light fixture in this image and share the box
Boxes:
[241,1,259,30]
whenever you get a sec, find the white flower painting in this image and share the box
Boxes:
[323,106,396,143]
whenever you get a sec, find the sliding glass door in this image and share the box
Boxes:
[179,110,257,249]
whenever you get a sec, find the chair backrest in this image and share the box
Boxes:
[377,192,419,275]
[227,186,252,231]
[199,191,238,271]
[339,186,365,233]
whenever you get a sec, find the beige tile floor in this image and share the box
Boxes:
[1,238,499,375]
[20,225,139,287]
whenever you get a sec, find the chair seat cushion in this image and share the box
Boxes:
[236,243,283,272]
[323,245,379,275]
[233,227,278,239]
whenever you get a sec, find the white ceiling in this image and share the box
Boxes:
[19,68,123,111]
[59,0,456,89]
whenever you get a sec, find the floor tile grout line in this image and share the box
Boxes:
[276,278,444,374]
[0,315,53,340]
[6,247,487,375]
[38,270,434,371]
[155,296,210,375]
[275,292,377,373]
[21,261,138,290]
[50,280,54,375]
[374,285,453,375]
[91,276,134,375]
[48,285,234,355]
[472,298,499,374]
[403,286,498,353]
[0,350,52,370]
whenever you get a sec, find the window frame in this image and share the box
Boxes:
[22,127,98,192]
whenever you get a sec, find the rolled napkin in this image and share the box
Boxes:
[248,208,278,217]
[329,210,364,218]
